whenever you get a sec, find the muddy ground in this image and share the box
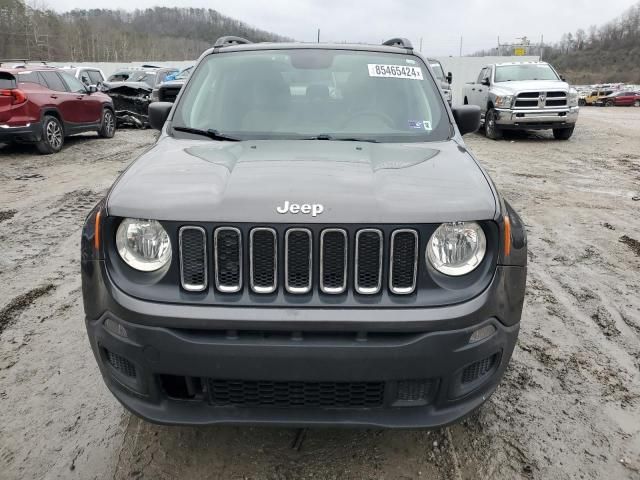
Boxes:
[1,108,639,480]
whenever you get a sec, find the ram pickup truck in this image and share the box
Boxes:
[463,62,579,140]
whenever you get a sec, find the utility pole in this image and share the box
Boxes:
[317,29,320,43]
[459,36,463,57]
[540,34,544,60]
[419,37,423,52]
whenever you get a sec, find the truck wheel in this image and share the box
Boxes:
[484,109,502,140]
[605,100,614,107]
[553,127,574,140]
[98,108,116,138]
[578,99,586,106]
[634,100,640,107]
[36,115,64,154]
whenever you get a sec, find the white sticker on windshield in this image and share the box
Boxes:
[368,64,423,80]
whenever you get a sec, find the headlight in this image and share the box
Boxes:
[568,88,579,107]
[116,218,172,271]
[427,222,486,276]
[494,95,513,108]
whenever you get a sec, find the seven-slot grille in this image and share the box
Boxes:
[179,226,421,295]
[513,90,567,109]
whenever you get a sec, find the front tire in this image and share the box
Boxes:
[605,100,614,107]
[484,108,502,140]
[553,126,574,140]
[634,100,640,107]
[98,108,116,138]
[36,115,64,154]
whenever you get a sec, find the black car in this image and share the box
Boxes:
[82,36,527,428]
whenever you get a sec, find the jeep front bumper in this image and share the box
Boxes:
[495,106,579,129]
[82,259,525,428]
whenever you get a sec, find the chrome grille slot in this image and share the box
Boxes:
[514,90,567,109]
[285,228,312,294]
[389,229,418,294]
[355,229,383,294]
[320,229,347,294]
[179,226,207,292]
[214,227,242,293]
[250,228,277,293]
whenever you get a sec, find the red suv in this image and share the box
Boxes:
[0,65,115,154]
[596,91,640,107]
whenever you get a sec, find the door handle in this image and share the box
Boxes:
[50,94,58,99]
[479,89,483,92]
[471,88,476,91]
[76,96,83,99]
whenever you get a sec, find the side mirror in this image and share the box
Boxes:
[446,72,453,84]
[148,102,173,130]
[86,85,98,94]
[481,78,490,87]
[452,105,481,135]
[560,75,566,82]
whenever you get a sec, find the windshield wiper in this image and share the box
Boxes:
[306,134,379,143]
[173,126,240,141]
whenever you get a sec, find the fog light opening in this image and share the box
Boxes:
[469,324,496,344]
[104,318,128,338]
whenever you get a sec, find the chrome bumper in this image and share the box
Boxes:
[495,107,579,127]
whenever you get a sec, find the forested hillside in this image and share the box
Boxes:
[0,2,289,62]
[544,2,640,83]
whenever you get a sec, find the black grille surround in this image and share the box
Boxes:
[105,219,500,308]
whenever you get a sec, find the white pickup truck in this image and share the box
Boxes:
[463,62,579,140]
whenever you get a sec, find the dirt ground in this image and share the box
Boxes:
[1,108,639,480]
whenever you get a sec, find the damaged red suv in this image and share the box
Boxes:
[0,65,115,154]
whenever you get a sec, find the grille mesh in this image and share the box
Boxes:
[321,230,347,293]
[215,228,242,292]
[106,350,136,378]
[461,354,498,384]
[355,230,382,294]
[390,230,418,294]
[179,227,207,291]
[286,229,312,293]
[207,379,385,408]
[251,228,277,293]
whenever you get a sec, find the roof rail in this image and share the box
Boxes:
[382,38,413,50]
[214,36,253,49]
[0,59,49,67]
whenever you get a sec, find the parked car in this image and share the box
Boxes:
[60,66,105,89]
[82,36,527,428]
[0,65,115,153]
[428,58,453,105]
[463,61,579,140]
[150,66,193,103]
[595,91,640,107]
[582,88,615,106]
[102,66,179,127]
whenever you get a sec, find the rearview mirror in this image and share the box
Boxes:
[149,102,173,130]
[86,85,98,94]
[446,72,453,84]
[452,105,481,135]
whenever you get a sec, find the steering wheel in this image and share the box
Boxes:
[341,110,395,130]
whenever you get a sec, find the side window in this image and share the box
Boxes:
[482,68,491,84]
[79,71,91,86]
[16,71,42,86]
[60,72,87,93]
[40,71,68,92]
[88,70,103,85]
[476,68,486,84]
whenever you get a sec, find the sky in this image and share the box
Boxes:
[46,0,638,56]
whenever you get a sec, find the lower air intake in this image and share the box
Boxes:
[207,379,385,408]
[461,353,499,384]
[106,350,136,378]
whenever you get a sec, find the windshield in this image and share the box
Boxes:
[494,64,559,82]
[172,49,449,143]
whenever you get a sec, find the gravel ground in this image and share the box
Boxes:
[0,108,639,480]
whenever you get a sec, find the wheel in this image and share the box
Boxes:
[98,108,116,138]
[36,115,64,154]
[634,100,640,107]
[605,100,614,107]
[553,126,574,140]
[484,108,502,140]
[578,99,586,106]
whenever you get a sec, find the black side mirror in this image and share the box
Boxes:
[148,102,173,130]
[452,105,481,135]
[446,72,453,84]
[481,78,490,87]
[560,75,566,82]
[86,85,98,94]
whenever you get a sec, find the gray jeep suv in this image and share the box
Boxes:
[81,36,527,428]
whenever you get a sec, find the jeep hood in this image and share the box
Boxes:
[492,80,569,95]
[107,137,497,223]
